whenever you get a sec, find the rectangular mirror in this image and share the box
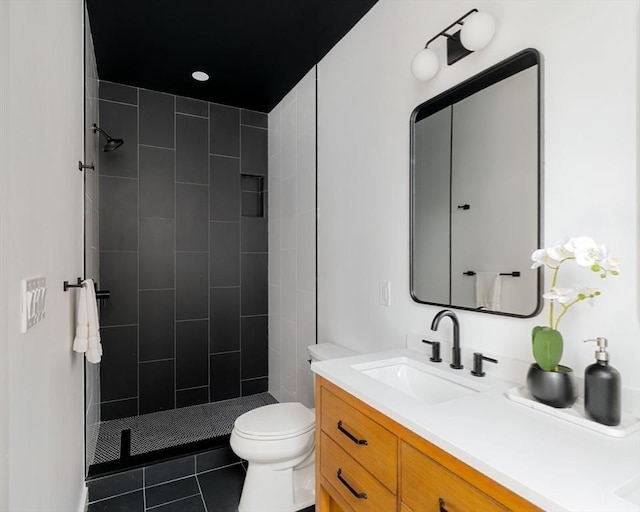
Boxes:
[410,49,542,317]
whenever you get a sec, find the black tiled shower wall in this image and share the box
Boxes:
[98,81,268,418]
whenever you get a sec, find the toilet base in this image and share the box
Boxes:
[238,451,315,512]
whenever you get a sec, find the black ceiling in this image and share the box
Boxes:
[86,0,379,113]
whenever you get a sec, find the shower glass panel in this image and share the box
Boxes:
[83,4,101,475]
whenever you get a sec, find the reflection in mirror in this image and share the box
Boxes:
[411,49,542,317]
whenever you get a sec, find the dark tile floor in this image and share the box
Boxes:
[87,445,315,512]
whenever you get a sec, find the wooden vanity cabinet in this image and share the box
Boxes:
[401,442,507,512]
[315,376,541,512]
[320,384,397,492]
[320,432,396,512]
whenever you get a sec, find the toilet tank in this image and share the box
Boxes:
[307,343,355,363]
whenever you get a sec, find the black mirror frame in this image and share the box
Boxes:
[409,48,544,319]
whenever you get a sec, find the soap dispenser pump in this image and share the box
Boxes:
[584,338,621,426]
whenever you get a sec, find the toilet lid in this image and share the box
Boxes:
[234,403,315,439]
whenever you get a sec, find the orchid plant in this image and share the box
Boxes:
[530,236,619,371]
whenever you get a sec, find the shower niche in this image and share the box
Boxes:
[241,174,265,218]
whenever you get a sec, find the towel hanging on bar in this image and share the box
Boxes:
[475,272,502,311]
[72,279,103,364]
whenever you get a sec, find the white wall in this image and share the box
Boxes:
[268,68,317,406]
[317,1,640,391]
[0,0,86,510]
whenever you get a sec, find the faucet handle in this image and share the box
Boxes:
[471,352,498,377]
[422,339,442,362]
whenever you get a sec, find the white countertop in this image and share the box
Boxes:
[312,348,640,512]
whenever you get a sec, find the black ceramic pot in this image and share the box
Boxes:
[526,363,578,408]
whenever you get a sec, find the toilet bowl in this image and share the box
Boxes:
[230,343,355,512]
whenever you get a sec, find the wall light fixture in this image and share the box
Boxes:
[411,9,495,81]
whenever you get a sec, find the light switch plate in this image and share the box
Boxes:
[21,277,46,333]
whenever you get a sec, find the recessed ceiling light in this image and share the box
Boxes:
[191,71,209,82]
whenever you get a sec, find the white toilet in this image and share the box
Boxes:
[230,343,355,512]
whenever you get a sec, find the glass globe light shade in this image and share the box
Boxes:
[460,12,495,51]
[411,48,439,81]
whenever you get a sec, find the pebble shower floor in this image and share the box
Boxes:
[92,393,277,464]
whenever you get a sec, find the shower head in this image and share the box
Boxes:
[93,124,124,152]
[103,137,124,152]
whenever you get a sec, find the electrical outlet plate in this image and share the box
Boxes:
[21,277,47,333]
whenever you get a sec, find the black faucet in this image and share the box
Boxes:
[430,310,463,370]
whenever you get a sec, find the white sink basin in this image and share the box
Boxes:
[615,475,640,507]
[352,356,490,405]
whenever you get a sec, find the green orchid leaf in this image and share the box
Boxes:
[532,327,563,371]
[531,326,544,347]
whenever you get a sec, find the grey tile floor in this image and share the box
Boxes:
[87,445,315,512]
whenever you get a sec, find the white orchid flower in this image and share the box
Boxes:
[573,284,601,305]
[567,236,607,267]
[548,237,574,260]
[543,286,578,304]
[544,285,600,305]
[531,248,555,268]
[599,256,620,273]
[532,236,618,332]
[530,238,573,268]
[563,236,593,252]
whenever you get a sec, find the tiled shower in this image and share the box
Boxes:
[96,81,268,421]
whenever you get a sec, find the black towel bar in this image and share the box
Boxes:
[63,278,83,291]
[463,271,521,277]
[63,278,111,299]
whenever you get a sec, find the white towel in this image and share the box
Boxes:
[73,279,103,363]
[475,272,502,311]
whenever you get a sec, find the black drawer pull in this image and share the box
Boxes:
[439,497,448,512]
[337,421,368,445]
[337,469,368,500]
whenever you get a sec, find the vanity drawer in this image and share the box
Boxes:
[320,387,397,492]
[401,442,508,512]
[321,432,396,512]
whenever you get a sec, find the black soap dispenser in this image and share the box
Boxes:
[584,337,621,426]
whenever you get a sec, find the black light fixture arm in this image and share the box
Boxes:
[424,9,478,48]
